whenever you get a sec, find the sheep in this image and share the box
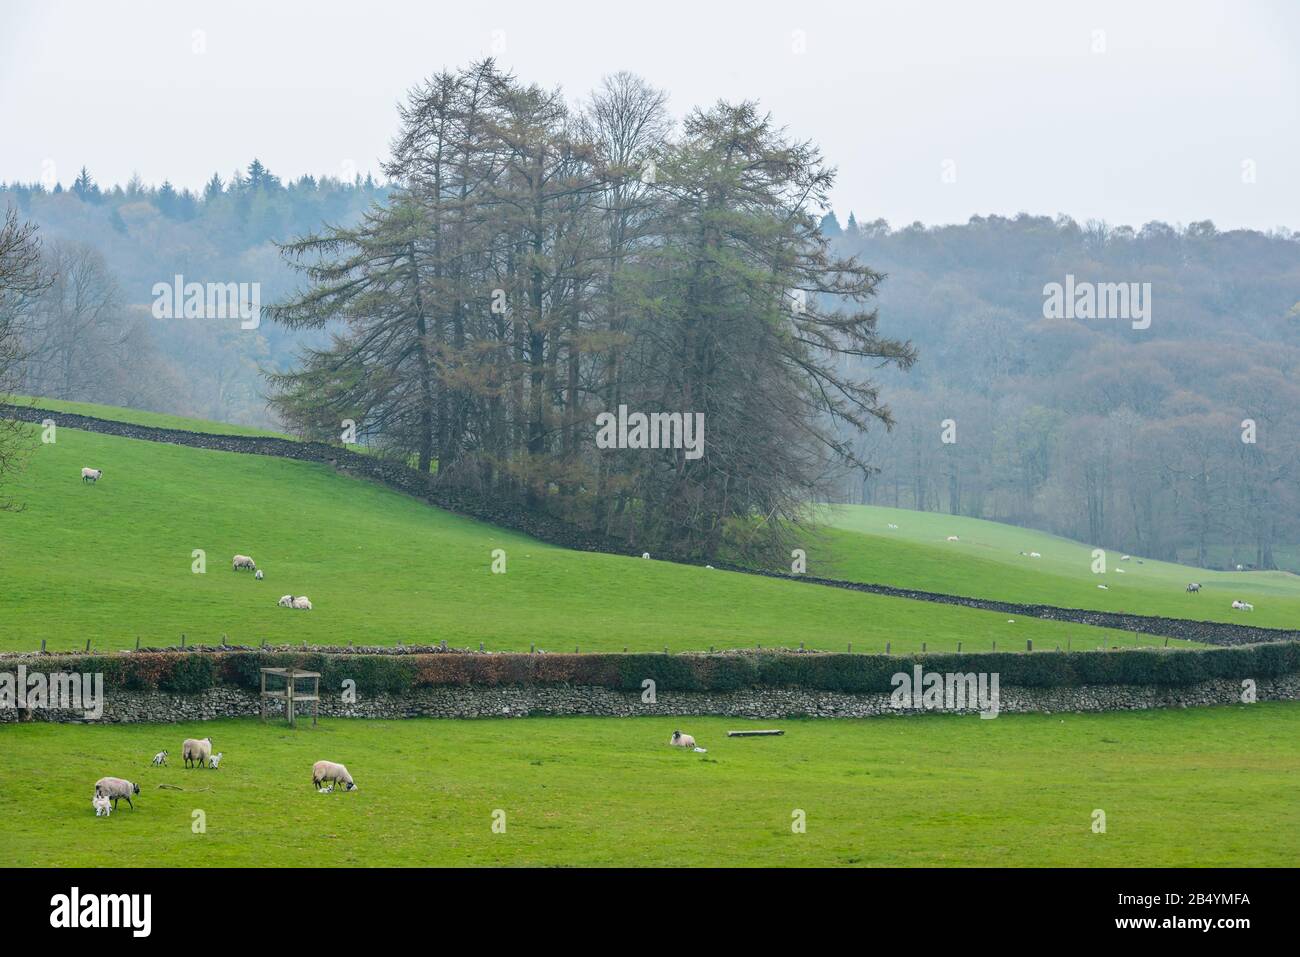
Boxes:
[312,760,357,792]
[1186,583,1201,593]
[642,552,650,559]
[208,753,223,770]
[1115,568,1126,573]
[887,523,899,529]
[1029,551,1042,558]
[946,536,960,542]
[92,792,112,817]
[1236,564,1245,571]
[94,777,140,810]
[670,730,696,748]
[80,467,103,484]
[277,595,294,608]
[1097,584,1109,590]
[150,750,168,766]
[254,569,264,580]
[182,737,213,769]
[1121,554,1132,561]
[291,596,313,611]
[1232,600,1254,611]
[232,554,257,572]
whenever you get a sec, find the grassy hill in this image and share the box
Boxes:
[3,706,1294,866]
[809,505,1300,630]
[0,415,1156,654]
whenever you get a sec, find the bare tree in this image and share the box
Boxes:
[0,207,50,507]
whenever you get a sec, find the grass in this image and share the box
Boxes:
[0,425,1163,654]
[1,705,1295,867]
[811,504,1300,630]
[3,395,290,438]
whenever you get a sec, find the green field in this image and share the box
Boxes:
[2,706,1294,867]
[0,423,1157,654]
[811,504,1300,630]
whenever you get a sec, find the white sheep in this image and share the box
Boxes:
[312,760,357,792]
[291,596,313,610]
[80,467,103,483]
[1097,584,1109,589]
[277,595,294,607]
[94,777,140,810]
[887,523,898,529]
[93,793,112,817]
[1186,583,1202,593]
[150,750,168,766]
[642,552,650,559]
[1115,568,1126,573]
[1232,600,1254,611]
[1029,551,1042,558]
[1121,555,1132,561]
[670,730,696,748]
[946,536,959,542]
[254,569,264,580]
[232,554,257,572]
[208,753,223,770]
[182,737,213,769]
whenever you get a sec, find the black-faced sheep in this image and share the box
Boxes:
[312,760,357,791]
[670,730,696,748]
[232,555,256,571]
[183,737,213,768]
[94,777,140,810]
[81,467,102,483]
[1187,583,1201,593]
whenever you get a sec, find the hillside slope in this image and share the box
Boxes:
[813,505,1300,629]
[0,421,1151,654]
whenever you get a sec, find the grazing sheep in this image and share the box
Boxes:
[312,760,357,792]
[92,792,112,817]
[946,536,960,542]
[1097,584,1109,589]
[1186,583,1201,593]
[208,753,223,770]
[291,596,313,610]
[94,777,140,810]
[1232,600,1254,611]
[232,554,257,572]
[150,750,168,766]
[642,552,650,559]
[182,737,213,769]
[254,569,264,580]
[80,467,103,483]
[670,730,696,748]
[277,595,294,607]
[1029,551,1042,558]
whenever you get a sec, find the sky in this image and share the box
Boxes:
[1,0,1297,231]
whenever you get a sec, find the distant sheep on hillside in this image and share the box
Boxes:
[277,595,294,607]
[232,555,256,571]
[291,596,312,610]
[946,536,959,542]
[1231,600,1254,611]
[1186,583,1201,593]
[80,467,102,483]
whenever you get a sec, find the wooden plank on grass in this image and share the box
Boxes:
[727,730,785,737]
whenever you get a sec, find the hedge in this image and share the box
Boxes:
[3,643,1297,697]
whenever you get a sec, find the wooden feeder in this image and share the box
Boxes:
[260,667,321,727]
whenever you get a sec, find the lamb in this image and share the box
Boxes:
[1186,583,1201,593]
[232,554,257,571]
[92,792,112,817]
[254,569,264,580]
[208,753,223,770]
[291,596,312,610]
[312,760,357,792]
[150,750,168,766]
[670,730,696,748]
[80,467,103,483]
[182,737,213,769]
[277,595,294,607]
[946,536,959,542]
[1231,600,1254,611]
[94,776,140,810]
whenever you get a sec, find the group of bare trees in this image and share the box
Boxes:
[269,62,914,557]
[0,208,47,505]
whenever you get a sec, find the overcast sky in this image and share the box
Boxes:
[2,0,1296,231]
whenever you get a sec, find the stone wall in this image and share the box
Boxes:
[6,674,1293,724]
[6,402,1297,648]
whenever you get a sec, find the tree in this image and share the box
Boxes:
[0,207,50,507]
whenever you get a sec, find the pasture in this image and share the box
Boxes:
[2,705,1296,867]
[814,504,1300,630]
[0,422,1154,654]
